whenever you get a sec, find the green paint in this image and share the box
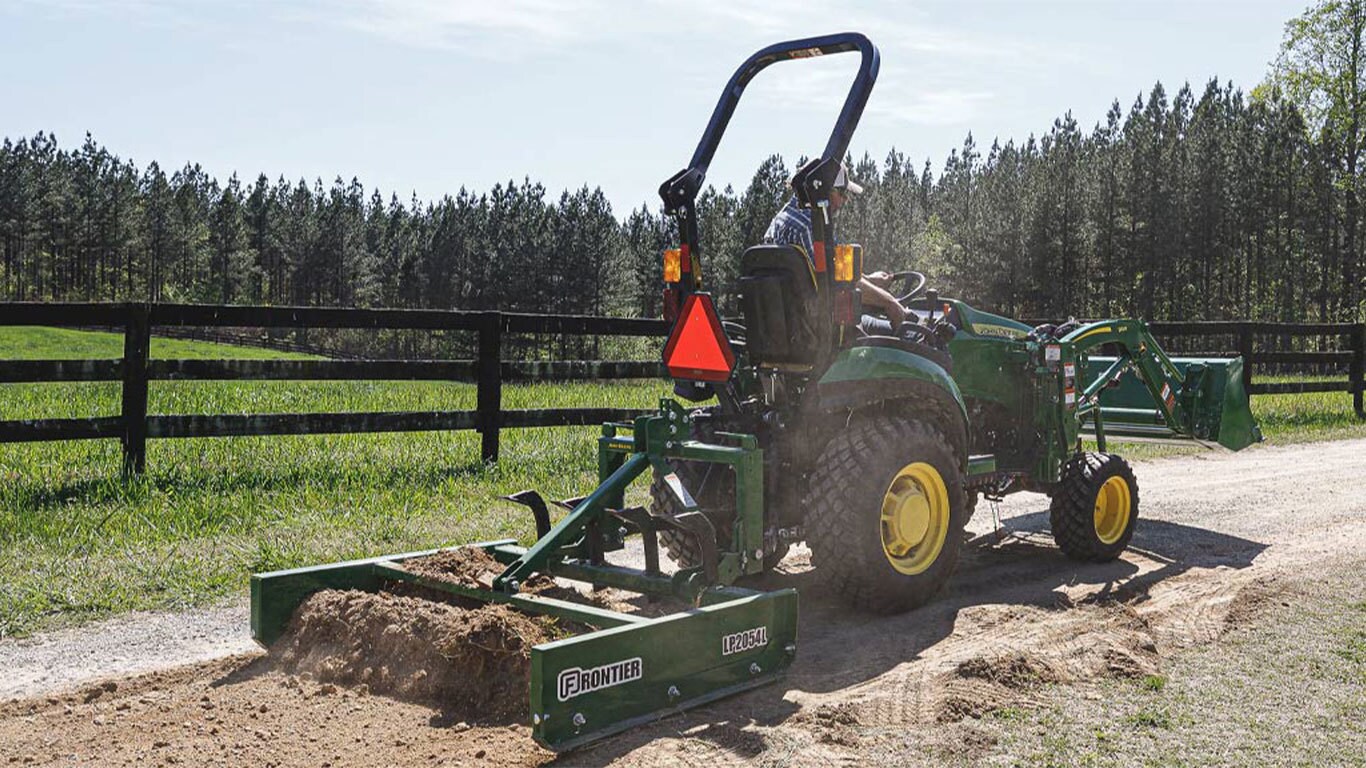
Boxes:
[599,403,767,580]
[251,535,795,753]
[529,588,797,751]
[949,301,1033,338]
[947,334,1032,407]
[818,344,967,420]
[967,454,997,476]
[1085,354,1262,451]
[249,541,517,645]
[493,452,651,590]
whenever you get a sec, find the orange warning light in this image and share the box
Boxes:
[663,248,682,283]
[662,293,736,382]
[833,244,855,282]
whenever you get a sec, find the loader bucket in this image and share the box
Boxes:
[1085,356,1261,451]
[250,540,798,752]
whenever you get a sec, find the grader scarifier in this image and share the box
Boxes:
[250,33,1260,751]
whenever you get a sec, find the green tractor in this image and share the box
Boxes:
[645,31,1258,614]
[249,33,1260,751]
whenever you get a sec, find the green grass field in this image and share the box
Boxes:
[0,326,1362,638]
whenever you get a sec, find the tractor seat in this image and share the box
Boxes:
[738,244,820,366]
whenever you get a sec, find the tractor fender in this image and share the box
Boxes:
[816,345,969,461]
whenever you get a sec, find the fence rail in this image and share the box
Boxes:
[0,303,1362,475]
[0,302,670,473]
[1139,320,1363,410]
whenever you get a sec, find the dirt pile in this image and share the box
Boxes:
[271,589,553,722]
[923,600,1163,723]
[0,655,551,768]
[400,547,617,606]
[400,547,504,587]
[805,702,862,746]
[953,651,1062,689]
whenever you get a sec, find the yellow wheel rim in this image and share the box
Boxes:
[879,462,951,575]
[1093,475,1132,545]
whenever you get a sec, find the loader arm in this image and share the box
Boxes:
[1061,320,1260,451]
[1063,320,1185,434]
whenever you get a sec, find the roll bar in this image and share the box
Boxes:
[658,33,878,365]
[658,32,881,213]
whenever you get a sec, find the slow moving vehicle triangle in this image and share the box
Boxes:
[663,293,735,382]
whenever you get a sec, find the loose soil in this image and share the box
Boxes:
[272,590,555,722]
[400,547,505,588]
[399,547,612,606]
[3,437,1365,766]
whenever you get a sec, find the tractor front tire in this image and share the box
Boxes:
[806,415,968,614]
[1049,452,1139,562]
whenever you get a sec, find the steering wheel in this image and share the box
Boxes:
[888,271,927,305]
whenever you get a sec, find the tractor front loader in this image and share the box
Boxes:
[250,33,1261,752]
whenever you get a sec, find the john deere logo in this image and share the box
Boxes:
[975,323,1027,339]
[556,658,643,702]
[721,626,769,656]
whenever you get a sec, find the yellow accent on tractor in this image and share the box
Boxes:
[1093,475,1132,545]
[880,462,952,575]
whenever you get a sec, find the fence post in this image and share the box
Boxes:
[121,303,151,475]
[1237,324,1254,395]
[1353,322,1365,419]
[477,311,504,463]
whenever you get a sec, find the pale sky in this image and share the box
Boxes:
[1,0,1305,214]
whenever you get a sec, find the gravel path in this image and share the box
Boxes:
[0,600,254,700]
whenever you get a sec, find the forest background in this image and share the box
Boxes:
[3,2,1365,358]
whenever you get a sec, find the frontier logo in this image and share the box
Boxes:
[556,658,643,702]
[721,626,769,656]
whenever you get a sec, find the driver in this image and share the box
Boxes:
[762,164,907,334]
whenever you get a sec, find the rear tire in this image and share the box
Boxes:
[805,415,967,613]
[1049,452,1139,562]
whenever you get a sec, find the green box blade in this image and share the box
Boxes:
[530,588,799,751]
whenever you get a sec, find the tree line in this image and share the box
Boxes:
[0,83,1348,319]
[2,3,1364,341]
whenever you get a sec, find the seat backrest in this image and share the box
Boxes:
[738,244,820,366]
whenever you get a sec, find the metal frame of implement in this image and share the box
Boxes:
[251,401,796,752]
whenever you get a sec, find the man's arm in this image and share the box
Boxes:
[858,276,906,328]
[864,270,893,290]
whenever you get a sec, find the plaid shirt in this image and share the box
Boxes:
[762,196,816,263]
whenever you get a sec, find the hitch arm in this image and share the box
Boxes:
[493,452,650,591]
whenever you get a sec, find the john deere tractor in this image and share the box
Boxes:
[250,32,1259,751]
[646,32,1258,614]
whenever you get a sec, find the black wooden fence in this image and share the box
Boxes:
[0,302,668,474]
[1144,320,1363,406]
[0,304,1361,476]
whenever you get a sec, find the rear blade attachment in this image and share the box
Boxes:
[251,402,794,751]
[530,587,796,750]
[251,546,797,752]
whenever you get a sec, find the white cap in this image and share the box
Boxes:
[835,164,864,195]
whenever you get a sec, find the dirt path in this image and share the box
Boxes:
[2,438,1364,766]
[0,601,252,701]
